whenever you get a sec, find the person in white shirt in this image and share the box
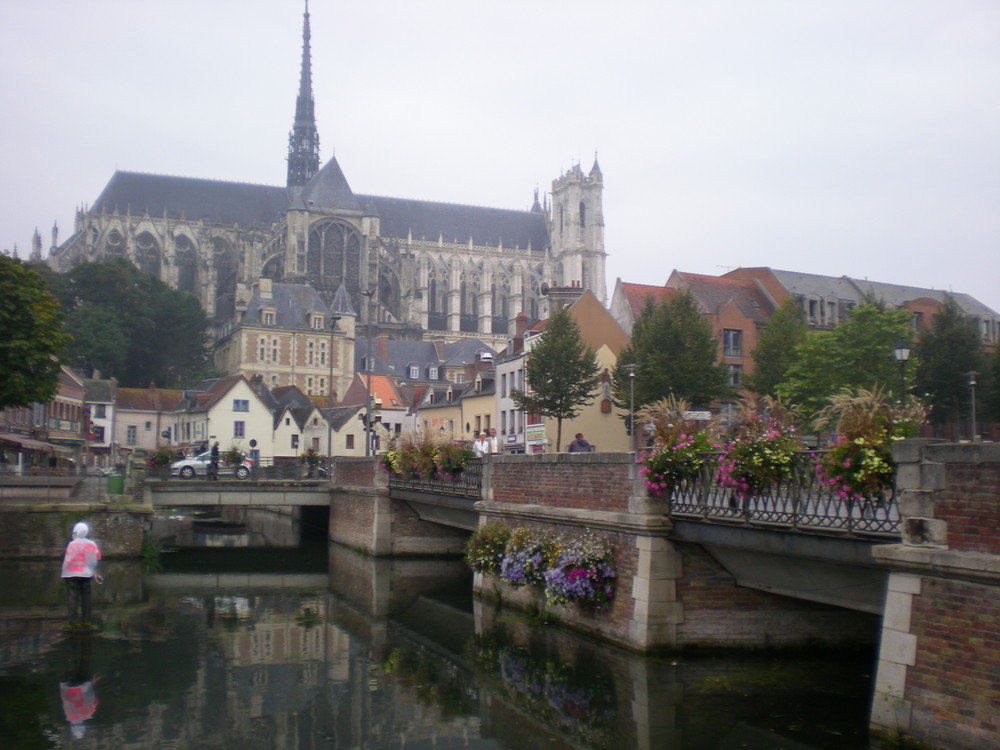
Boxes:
[472,433,490,457]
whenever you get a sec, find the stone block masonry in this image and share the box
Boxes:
[872,440,1000,750]
[0,504,149,558]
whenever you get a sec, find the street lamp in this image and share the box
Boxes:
[968,371,979,442]
[624,363,637,453]
[893,338,911,404]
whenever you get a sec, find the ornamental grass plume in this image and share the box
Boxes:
[635,395,722,450]
[717,391,802,500]
[812,387,928,501]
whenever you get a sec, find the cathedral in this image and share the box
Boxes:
[49,5,608,350]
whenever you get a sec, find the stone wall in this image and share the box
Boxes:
[0,504,149,558]
[872,440,1000,749]
[329,457,469,557]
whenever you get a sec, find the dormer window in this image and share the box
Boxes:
[261,308,276,326]
[310,314,324,330]
[408,365,419,379]
[474,377,482,394]
[427,391,434,405]
[428,366,439,380]
[446,389,453,403]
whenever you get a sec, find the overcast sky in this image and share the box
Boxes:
[3,0,998,312]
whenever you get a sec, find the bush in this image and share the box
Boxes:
[717,393,800,500]
[464,523,512,575]
[466,525,617,610]
[813,387,927,501]
[379,433,475,480]
[639,431,716,496]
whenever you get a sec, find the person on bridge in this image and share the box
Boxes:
[568,433,592,452]
[61,522,102,629]
[487,427,499,454]
[472,433,490,458]
[209,441,220,480]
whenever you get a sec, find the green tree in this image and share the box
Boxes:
[53,259,211,387]
[744,297,808,397]
[777,304,914,417]
[511,306,602,452]
[913,298,985,429]
[0,254,71,408]
[612,290,727,411]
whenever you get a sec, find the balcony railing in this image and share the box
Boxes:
[667,450,900,538]
[386,459,483,499]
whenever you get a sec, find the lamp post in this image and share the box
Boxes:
[327,315,340,463]
[968,371,979,442]
[624,363,637,453]
[893,338,911,405]
[361,288,376,456]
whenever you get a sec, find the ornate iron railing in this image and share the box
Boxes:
[666,450,900,537]
[386,458,484,499]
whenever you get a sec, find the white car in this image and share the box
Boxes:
[171,450,253,480]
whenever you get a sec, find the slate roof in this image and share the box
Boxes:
[245,283,331,330]
[83,378,115,403]
[322,404,363,431]
[89,168,550,251]
[768,269,999,319]
[93,172,290,227]
[354,336,496,379]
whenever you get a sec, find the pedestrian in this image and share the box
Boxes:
[568,433,592,452]
[487,427,499,454]
[209,441,220,480]
[472,432,490,458]
[61,522,102,629]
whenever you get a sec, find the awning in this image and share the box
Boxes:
[0,433,75,455]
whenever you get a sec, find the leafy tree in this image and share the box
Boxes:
[985,344,1000,423]
[913,298,985,428]
[611,290,727,411]
[777,304,914,417]
[0,254,70,408]
[52,259,211,387]
[744,297,808,397]
[511,306,602,452]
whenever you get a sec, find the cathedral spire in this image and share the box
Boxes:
[286,1,321,188]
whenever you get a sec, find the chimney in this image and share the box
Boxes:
[258,277,272,301]
[375,332,390,363]
[514,312,530,338]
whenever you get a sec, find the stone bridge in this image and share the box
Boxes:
[326,441,999,750]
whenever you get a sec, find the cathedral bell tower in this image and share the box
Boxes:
[286,2,320,188]
[549,156,607,304]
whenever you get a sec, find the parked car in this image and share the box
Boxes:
[171,450,253,480]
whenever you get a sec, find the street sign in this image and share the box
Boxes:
[683,411,712,421]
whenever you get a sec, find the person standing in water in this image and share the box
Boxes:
[61,522,101,629]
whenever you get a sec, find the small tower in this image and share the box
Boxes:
[548,154,607,303]
[286,1,321,188]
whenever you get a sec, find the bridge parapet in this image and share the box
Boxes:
[871,439,1000,749]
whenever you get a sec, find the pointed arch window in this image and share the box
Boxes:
[579,201,586,229]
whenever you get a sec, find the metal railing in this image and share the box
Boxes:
[667,450,900,538]
[386,459,484,499]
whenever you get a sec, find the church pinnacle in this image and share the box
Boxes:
[286,1,321,188]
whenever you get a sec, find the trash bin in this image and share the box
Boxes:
[106,474,124,495]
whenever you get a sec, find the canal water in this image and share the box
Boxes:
[0,514,885,749]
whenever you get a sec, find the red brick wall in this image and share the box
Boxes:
[676,546,877,648]
[489,455,635,512]
[907,577,1000,746]
[937,461,1000,554]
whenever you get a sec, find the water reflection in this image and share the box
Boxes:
[0,546,877,749]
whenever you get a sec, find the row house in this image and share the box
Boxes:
[723,267,999,344]
[0,365,85,470]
